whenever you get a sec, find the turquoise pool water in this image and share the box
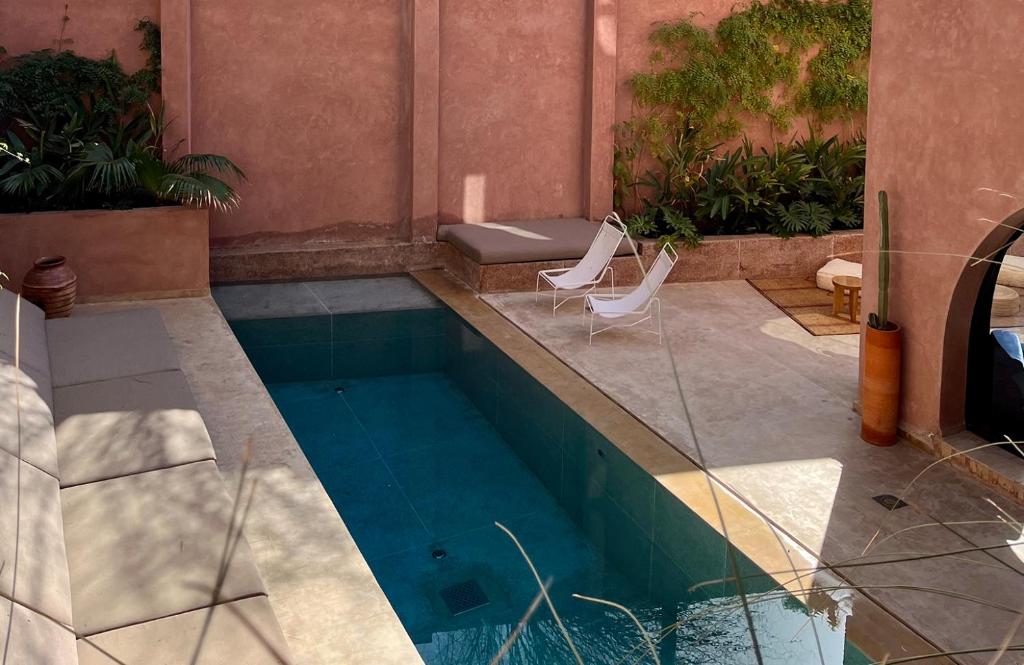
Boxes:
[216,278,869,665]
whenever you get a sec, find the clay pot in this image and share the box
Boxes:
[22,256,77,319]
[861,323,902,446]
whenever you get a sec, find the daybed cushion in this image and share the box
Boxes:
[0,449,74,625]
[998,254,1024,288]
[62,460,266,636]
[47,309,179,387]
[54,370,216,487]
[438,218,634,265]
[815,258,863,292]
[77,596,291,665]
[993,285,1021,317]
[0,289,51,377]
[1,600,77,665]
[0,356,59,477]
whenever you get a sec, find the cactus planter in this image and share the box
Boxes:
[861,191,902,446]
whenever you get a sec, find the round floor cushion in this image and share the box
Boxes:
[993,284,1021,317]
[816,258,863,292]
[998,255,1024,288]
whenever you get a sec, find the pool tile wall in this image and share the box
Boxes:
[445,314,774,601]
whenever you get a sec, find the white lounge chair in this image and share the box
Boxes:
[584,243,678,345]
[536,213,630,315]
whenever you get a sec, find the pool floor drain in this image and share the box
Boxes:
[333,386,346,394]
[431,548,447,560]
[873,494,909,511]
[439,579,489,616]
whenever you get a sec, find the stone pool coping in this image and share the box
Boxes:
[76,297,423,665]
[412,269,951,665]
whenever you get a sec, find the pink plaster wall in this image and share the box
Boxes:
[188,0,407,247]
[0,0,156,72]
[863,0,1024,436]
[437,0,587,224]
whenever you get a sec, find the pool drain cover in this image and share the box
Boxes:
[439,580,489,616]
[873,494,909,511]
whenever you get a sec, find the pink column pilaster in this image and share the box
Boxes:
[160,0,192,156]
[409,0,440,242]
[584,0,618,221]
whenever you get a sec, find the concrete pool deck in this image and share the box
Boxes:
[480,278,1024,665]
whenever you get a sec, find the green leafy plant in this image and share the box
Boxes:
[630,0,871,139]
[868,190,891,330]
[617,116,716,247]
[0,21,245,213]
[618,129,865,243]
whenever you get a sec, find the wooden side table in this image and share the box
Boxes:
[832,275,862,323]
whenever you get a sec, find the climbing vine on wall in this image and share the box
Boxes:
[630,0,872,138]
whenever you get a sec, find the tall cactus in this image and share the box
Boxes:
[870,190,890,330]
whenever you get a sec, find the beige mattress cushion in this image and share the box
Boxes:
[438,218,634,265]
[0,450,74,625]
[77,596,290,665]
[46,309,179,387]
[1,600,77,665]
[997,254,1024,288]
[62,460,266,636]
[993,284,1021,317]
[816,258,863,292]
[54,370,216,487]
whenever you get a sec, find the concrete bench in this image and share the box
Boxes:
[0,290,291,664]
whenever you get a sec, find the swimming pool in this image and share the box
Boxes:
[215,276,868,665]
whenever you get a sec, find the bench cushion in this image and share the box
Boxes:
[0,449,74,625]
[62,460,266,636]
[46,309,179,387]
[55,370,216,487]
[0,356,59,478]
[1,599,77,665]
[998,254,1024,288]
[438,218,634,265]
[77,596,290,664]
[815,258,863,292]
[0,289,51,377]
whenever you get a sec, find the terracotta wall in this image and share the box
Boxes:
[863,0,1024,436]
[437,1,587,224]
[188,0,407,247]
[3,0,864,251]
[0,0,156,72]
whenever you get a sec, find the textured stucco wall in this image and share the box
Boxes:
[863,0,1024,436]
[0,0,157,72]
[437,0,587,224]
[189,0,407,246]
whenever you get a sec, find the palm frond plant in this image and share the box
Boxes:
[0,23,245,213]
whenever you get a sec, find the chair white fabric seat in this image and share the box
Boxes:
[537,213,638,315]
[585,244,679,344]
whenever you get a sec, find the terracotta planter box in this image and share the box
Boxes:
[640,229,864,284]
[0,207,209,302]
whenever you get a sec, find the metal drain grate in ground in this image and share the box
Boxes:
[873,494,909,511]
[439,580,489,616]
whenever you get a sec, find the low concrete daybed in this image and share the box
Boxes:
[0,290,291,664]
[439,217,641,292]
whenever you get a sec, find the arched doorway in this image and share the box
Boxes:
[947,213,1024,450]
